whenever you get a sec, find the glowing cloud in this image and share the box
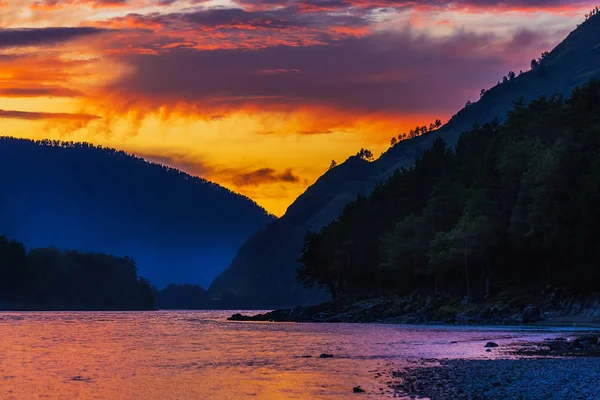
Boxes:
[0,0,596,214]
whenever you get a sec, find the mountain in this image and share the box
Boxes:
[0,137,274,288]
[209,14,600,308]
[295,78,600,302]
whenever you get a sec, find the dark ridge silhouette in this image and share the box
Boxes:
[0,235,155,310]
[156,284,211,309]
[0,137,275,288]
[209,12,600,308]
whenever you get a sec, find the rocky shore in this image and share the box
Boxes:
[391,356,600,399]
[228,291,600,399]
[228,288,600,327]
[386,334,600,399]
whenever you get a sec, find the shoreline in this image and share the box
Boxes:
[389,334,600,399]
[228,292,600,328]
[382,328,600,399]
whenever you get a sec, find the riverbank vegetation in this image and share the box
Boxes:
[0,235,155,310]
[298,79,600,301]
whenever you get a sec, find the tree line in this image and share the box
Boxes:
[390,120,443,147]
[0,235,155,310]
[298,79,600,301]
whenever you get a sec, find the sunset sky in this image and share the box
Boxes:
[0,0,595,215]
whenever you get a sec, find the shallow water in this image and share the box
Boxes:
[0,310,589,399]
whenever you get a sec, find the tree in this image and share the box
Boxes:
[531,59,539,69]
[480,89,487,98]
[422,177,464,234]
[0,236,27,296]
[390,137,397,147]
[510,141,565,283]
[508,71,516,80]
[357,148,374,161]
[329,160,338,170]
[503,76,509,83]
[428,210,495,298]
[380,213,428,289]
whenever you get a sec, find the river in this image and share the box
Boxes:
[0,310,588,399]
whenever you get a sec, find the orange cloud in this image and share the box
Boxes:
[0,0,594,215]
[28,0,128,10]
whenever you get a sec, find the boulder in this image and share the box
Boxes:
[228,313,248,321]
[485,342,499,348]
[546,339,570,351]
[353,386,366,393]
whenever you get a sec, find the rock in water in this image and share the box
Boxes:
[485,342,499,348]
[353,386,366,393]
[319,353,334,358]
[522,306,542,323]
[228,313,248,321]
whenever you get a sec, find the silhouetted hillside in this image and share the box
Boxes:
[156,284,211,309]
[0,138,274,288]
[209,13,600,308]
[299,79,600,300]
[0,235,155,310]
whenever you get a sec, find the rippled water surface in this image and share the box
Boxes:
[0,311,587,399]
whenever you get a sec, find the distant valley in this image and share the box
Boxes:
[0,137,274,290]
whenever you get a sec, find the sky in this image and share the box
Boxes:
[0,0,596,215]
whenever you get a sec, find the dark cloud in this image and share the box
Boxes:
[110,6,367,32]
[0,109,100,121]
[182,8,303,29]
[108,28,555,115]
[137,153,213,177]
[236,0,592,11]
[233,168,300,186]
[0,86,83,97]
[134,152,301,188]
[297,129,334,134]
[0,27,107,48]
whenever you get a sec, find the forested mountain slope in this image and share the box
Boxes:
[299,79,600,300]
[209,13,600,308]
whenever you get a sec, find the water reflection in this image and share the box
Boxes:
[0,311,585,399]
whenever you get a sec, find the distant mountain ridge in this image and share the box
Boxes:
[209,14,600,308]
[0,137,274,288]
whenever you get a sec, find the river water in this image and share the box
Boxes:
[0,310,587,399]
